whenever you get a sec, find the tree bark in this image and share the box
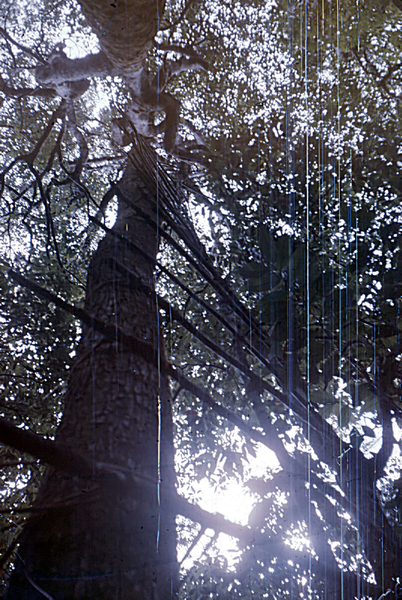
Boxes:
[6,159,178,599]
[77,0,162,79]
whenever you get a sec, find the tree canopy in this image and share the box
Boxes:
[1,0,402,598]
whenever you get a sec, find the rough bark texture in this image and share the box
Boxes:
[77,0,162,78]
[6,162,178,599]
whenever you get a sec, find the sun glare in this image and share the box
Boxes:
[179,442,281,570]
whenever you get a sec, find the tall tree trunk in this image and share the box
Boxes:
[6,160,178,599]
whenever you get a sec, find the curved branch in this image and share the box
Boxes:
[153,55,209,93]
[158,0,199,32]
[0,26,45,64]
[35,50,112,86]
[65,101,89,179]
[0,74,56,99]
[0,103,65,200]
[154,42,205,57]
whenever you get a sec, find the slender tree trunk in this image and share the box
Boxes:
[6,160,178,599]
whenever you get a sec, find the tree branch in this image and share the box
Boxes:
[6,269,386,576]
[0,416,96,478]
[0,73,56,99]
[35,50,112,86]
[0,26,45,64]
[153,55,209,93]
[0,415,249,541]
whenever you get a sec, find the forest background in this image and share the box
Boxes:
[0,0,402,598]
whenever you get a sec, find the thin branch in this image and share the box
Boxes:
[112,255,315,431]
[5,270,384,567]
[0,415,250,541]
[0,102,65,190]
[351,45,401,99]
[154,43,204,58]
[153,55,209,93]
[5,268,297,461]
[64,100,89,179]
[179,526,205,565]
[159,0,199,32]
[23,569,55,600]
[0,26,45,64]
[0,73,56,99]
[90,216,240,338]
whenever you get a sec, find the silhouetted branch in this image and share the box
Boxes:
[0,26,45,64]
[0,416,96,478]
[0,415,250,541]
[0,74,56,99]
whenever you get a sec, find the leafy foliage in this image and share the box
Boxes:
[1,0,402,598]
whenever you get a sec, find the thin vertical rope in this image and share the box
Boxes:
[317,0,327,594]
[286,2,296,597]
[335,0,344,595]
[155,0,162,567]
[303,0,312,592]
